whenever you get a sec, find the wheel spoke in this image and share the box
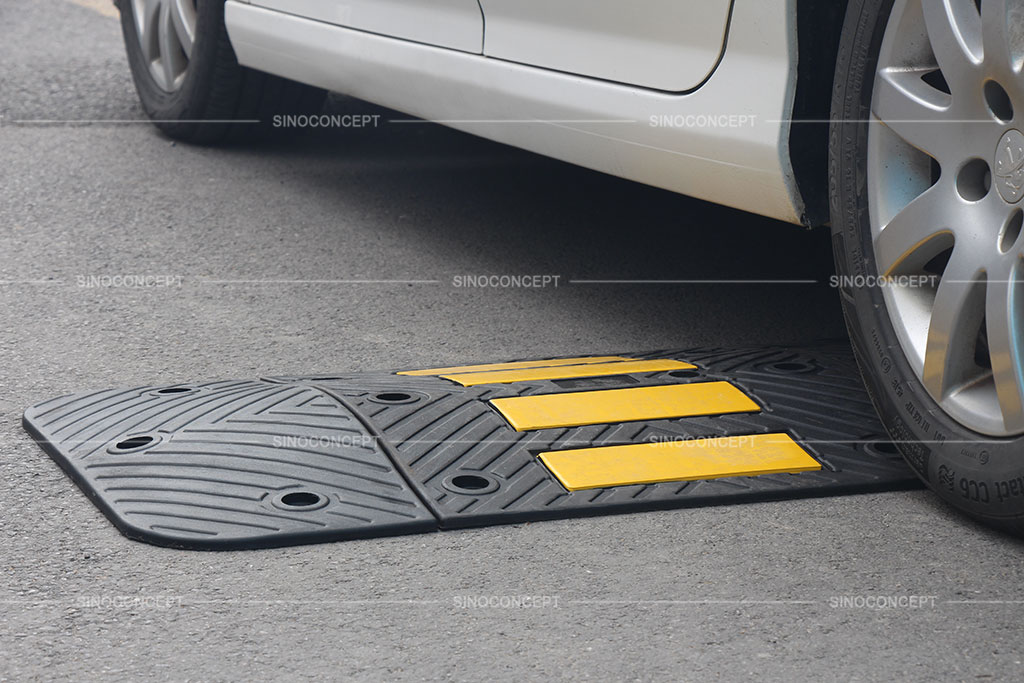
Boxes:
[873,67,951,156]
[986,261,1024,432]
[922,250,986,398]
[981,0,1024,75]
[874,183,955,275]
[871,0,1024,436]
[137,0,162,63]
[157,2,179,91]
[921,0,983,89]
[169,0,195,59]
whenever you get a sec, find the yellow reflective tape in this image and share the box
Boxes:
[440,359,696,387]
[491,382,759,431]
[539,433,820,491]
[397,356,632,376]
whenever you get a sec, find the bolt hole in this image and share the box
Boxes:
[872,441,900,455]
[369,391,420,405]
[668,370,700,379]
[155,387,192,394]
[773,362,807,372]
[1001,209,1023,253]
[376,392,411,401]
[113,435,155,451]
[442,473,499,495]
[280,491,325,508]
[271,490,329,511]
[957,159,992,201]
[451,475,491,490]
[985,80,1014,122]
[765,361,817,375]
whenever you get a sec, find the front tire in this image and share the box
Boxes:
[831,0,1024,533]
[119,0,325,143]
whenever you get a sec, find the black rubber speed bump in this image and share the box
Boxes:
[23,343,921,549]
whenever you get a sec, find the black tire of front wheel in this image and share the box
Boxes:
[119,0,325,143]
[829,0,1024,535]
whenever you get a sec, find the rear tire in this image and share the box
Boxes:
[119,0,325,143]
[831,0,1024,534]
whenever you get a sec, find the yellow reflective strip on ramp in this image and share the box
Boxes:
[397,356,632,376]
[490,382,760,431]
[539,434,820,491]
[440,359,696,386]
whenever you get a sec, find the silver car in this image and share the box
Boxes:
[118,0,1024,531]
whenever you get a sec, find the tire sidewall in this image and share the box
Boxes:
[830,0,1024,523]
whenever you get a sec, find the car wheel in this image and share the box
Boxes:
[831,0,1024,532]
[119,0,325,143]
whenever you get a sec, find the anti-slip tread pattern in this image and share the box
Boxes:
[301,345,915,528]
[23,381,435,548]
[24,343,920,548]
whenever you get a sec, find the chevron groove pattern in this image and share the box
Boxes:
[24,344,920,548]
[23,381,435,548]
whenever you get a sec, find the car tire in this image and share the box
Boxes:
[831,0,1024,533]
[118,0,325,143]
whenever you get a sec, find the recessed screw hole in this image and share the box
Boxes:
[280,491,324,507]
[985,80,1014,122]
[114,435,155,450]
[1001,210,1023,253]
[957,159,992,201]
[372,392,414,403]
[450,475,491,491]
[773,362,807,372]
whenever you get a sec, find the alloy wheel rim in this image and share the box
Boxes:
[132,0,197,92]
[868,0,1024,436]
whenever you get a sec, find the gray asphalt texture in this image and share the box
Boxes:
[3,2,1023,681]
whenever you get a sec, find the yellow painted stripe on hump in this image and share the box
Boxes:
[539,434,820,491]
[491,382,759,431]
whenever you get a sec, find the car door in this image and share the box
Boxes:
[249,0,484,53]
[477,0,734,92]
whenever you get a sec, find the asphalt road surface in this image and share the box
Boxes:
[3,2,1024,681]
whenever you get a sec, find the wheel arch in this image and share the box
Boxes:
[789,0,851,227]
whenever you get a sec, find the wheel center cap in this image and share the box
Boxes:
[994,129,1024,203]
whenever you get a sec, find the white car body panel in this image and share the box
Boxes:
[225,0,804,225]
[479,0,733,92]
[250,0,484,53]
